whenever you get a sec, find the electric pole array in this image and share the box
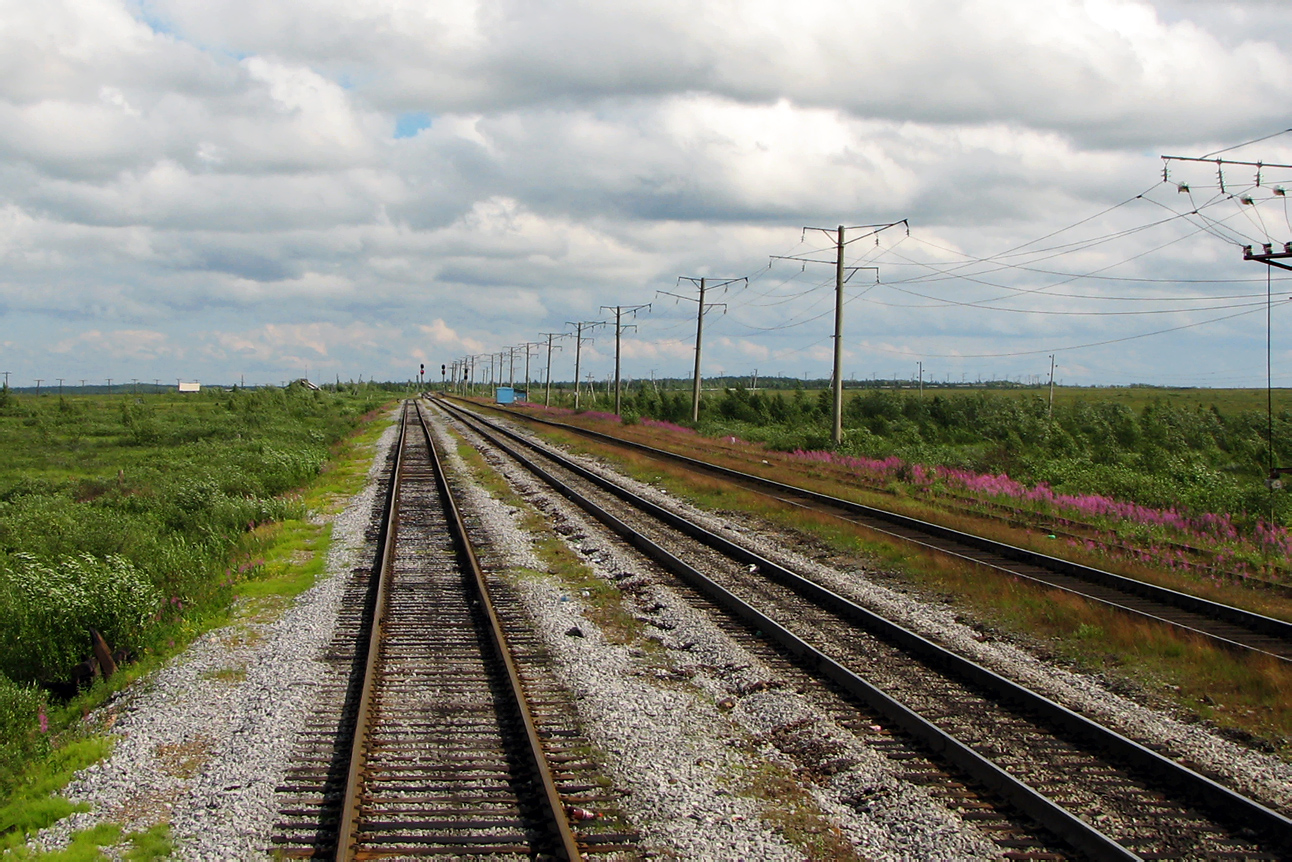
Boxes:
[773,220,905,445]
[659,277,743,423]
[600,304,651,415]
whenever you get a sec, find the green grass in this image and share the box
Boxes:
[1,821,172,861]
[0,738,109,851]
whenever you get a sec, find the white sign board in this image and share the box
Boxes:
[178,382,201,393]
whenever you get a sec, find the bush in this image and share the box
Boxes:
[0,676,48,787]
[0,553,161,683]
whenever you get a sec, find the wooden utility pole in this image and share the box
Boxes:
[659,277,742,423]
[565,322,604,410]
[520,342,541,397]
[772,220,906,444]
[1047,354,1057,419]
[539,333,567,407]
[600,303,650,415]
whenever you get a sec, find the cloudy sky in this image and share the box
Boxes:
[3,0,1292,389]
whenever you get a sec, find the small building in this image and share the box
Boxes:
[178,382,201,393]
[495,387,515,404]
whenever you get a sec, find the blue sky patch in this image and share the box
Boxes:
[394,112,432,139]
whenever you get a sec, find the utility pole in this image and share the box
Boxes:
[106,378,112,394]
[1,371,8,390]
[520,342,540,399]
[772,220,906,444]
[917,361,923,397]
[660,277,743,423]
[1164,149,1292,490]
[507,346,517,388]
[57,378,64,397]
[565,321,604,410]
[1047,354,1057,420]
[34,378,42,395]
[600,303,651,416]
[539,333,567,407]
[131,378,138,396]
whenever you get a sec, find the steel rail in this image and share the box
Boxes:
[441,396,1292,663]
[412,400,584,861]
[336,400,409,861]
[438,398,1292,858]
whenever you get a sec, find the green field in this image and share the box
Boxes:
[0,384,398,807]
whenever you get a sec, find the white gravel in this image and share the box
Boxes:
[27,415,401,860]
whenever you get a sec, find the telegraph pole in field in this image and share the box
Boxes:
[539,333,568,407]
[600,303,651,416]
[1048,354,1057,419]
[566,321,604,410]
[659,277,743,423]
[519,342,540,398]
[772,220,905,445]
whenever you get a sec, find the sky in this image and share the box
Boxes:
[4,0,1292,389]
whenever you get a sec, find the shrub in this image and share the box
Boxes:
[0,676,48,787]
[0,553,161,683]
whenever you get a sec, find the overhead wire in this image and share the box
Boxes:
[872,299,1286,359]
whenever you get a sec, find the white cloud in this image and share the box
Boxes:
[1,0,1290,386]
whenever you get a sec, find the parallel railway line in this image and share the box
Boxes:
[435,396,1292,861]
[273,401,633,859]
[450,397,1292,665]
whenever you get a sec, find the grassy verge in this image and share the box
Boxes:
[739,763,863,862]
[0,402,396,859]
[518,421,1292,759]
[448,431,642,643]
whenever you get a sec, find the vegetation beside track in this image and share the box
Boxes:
[512,384,1292,590]
[0,384,398,856]
[481,403,1292,759]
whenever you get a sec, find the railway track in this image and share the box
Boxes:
[447,396,1292,665]
[272,401,635,859]
[435,397,1292,861]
